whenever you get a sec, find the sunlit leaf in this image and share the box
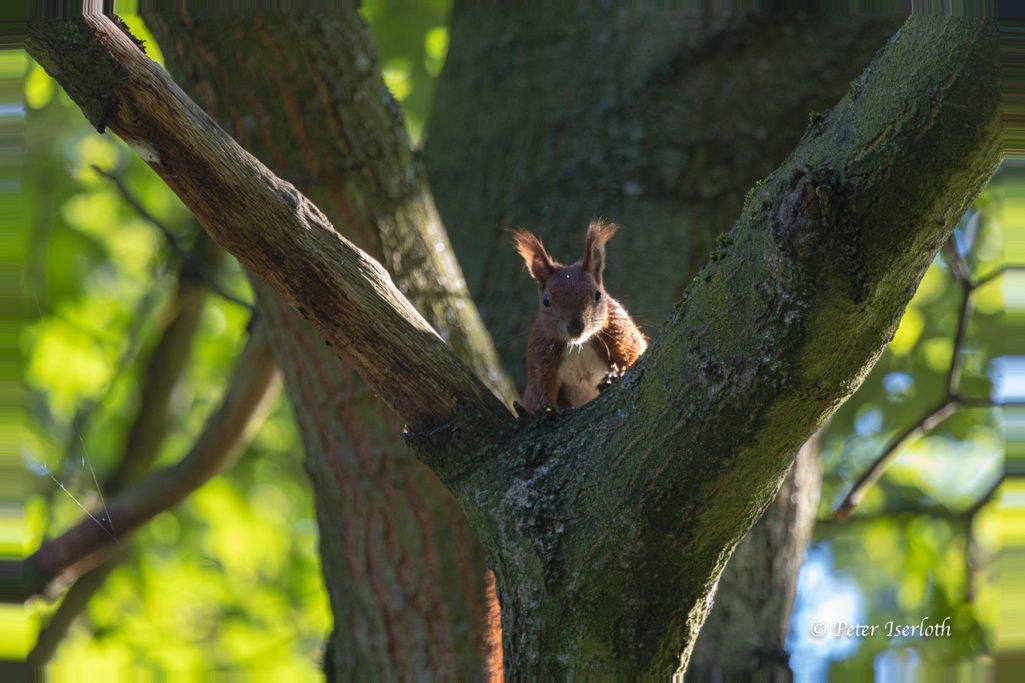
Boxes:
[382,57,413,102]
[24,62,55,110]
[889,306,924,356]
[425,26,449,76]
[921,337,953,373]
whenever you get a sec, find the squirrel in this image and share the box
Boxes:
[512,219,648,414]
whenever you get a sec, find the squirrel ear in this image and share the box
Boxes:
[512,230,555,284]
[582,219,619,283]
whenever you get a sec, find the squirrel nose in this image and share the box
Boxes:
[568,318,584,336]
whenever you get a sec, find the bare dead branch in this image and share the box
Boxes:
[25,11,510,437]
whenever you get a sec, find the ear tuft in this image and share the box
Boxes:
[582,219,619,282]
[511,229,556,284]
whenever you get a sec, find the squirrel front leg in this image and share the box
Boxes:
[600,299,648,371]
[523,372,559,413]
[523,324,562,413]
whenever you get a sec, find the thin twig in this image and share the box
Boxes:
[27,242,223,654]
[835,231,1021,521]
[91,165,253,310]
[945,285,973,395]
[820,473,1007,525]
[940,238,974,395]
[958,397,1025,409]
[975,263,1025,288]
[941,240,973,287]
[834,400,959,521]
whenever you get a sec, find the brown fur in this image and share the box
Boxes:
[513,220,648,413]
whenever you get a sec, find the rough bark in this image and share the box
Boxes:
[26,10,1003,677]
[425,7,898,676]
[137,5,516,677]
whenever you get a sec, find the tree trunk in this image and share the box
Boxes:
[27,10,1002,678]
[138,6,514,678]
[426,6,904,382]
[425,6,898,676]
[688,431,823,680]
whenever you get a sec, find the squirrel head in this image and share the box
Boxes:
[512,219,619,344]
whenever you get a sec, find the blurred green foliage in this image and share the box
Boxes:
[361,0,451,145]
[18,23,323,682]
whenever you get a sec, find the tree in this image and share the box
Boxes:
[139,6,900,677]
[21,7,1002,677]
[136,6,517,676]
[422,7,901,677]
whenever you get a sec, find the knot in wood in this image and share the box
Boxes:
[772,168,867,302]
[773,172,837,259]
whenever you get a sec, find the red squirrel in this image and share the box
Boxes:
[513,220,648,413]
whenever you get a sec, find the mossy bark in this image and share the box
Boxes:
[27,10,1002,678]
[688,431,823,680]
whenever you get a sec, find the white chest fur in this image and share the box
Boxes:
[556,342,609,407]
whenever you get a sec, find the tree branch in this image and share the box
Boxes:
[21,322,280,600]
[820,473,1005,524]
[28,552,124,666]
[26,231,220,657]
[109,231,225,490]
[24,10,510,439]
[976,263,1025,287]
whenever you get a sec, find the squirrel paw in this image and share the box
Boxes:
[598,364,623,393]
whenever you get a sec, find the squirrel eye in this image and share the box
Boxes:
[594,290,602,303]
[542,293,551,307]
